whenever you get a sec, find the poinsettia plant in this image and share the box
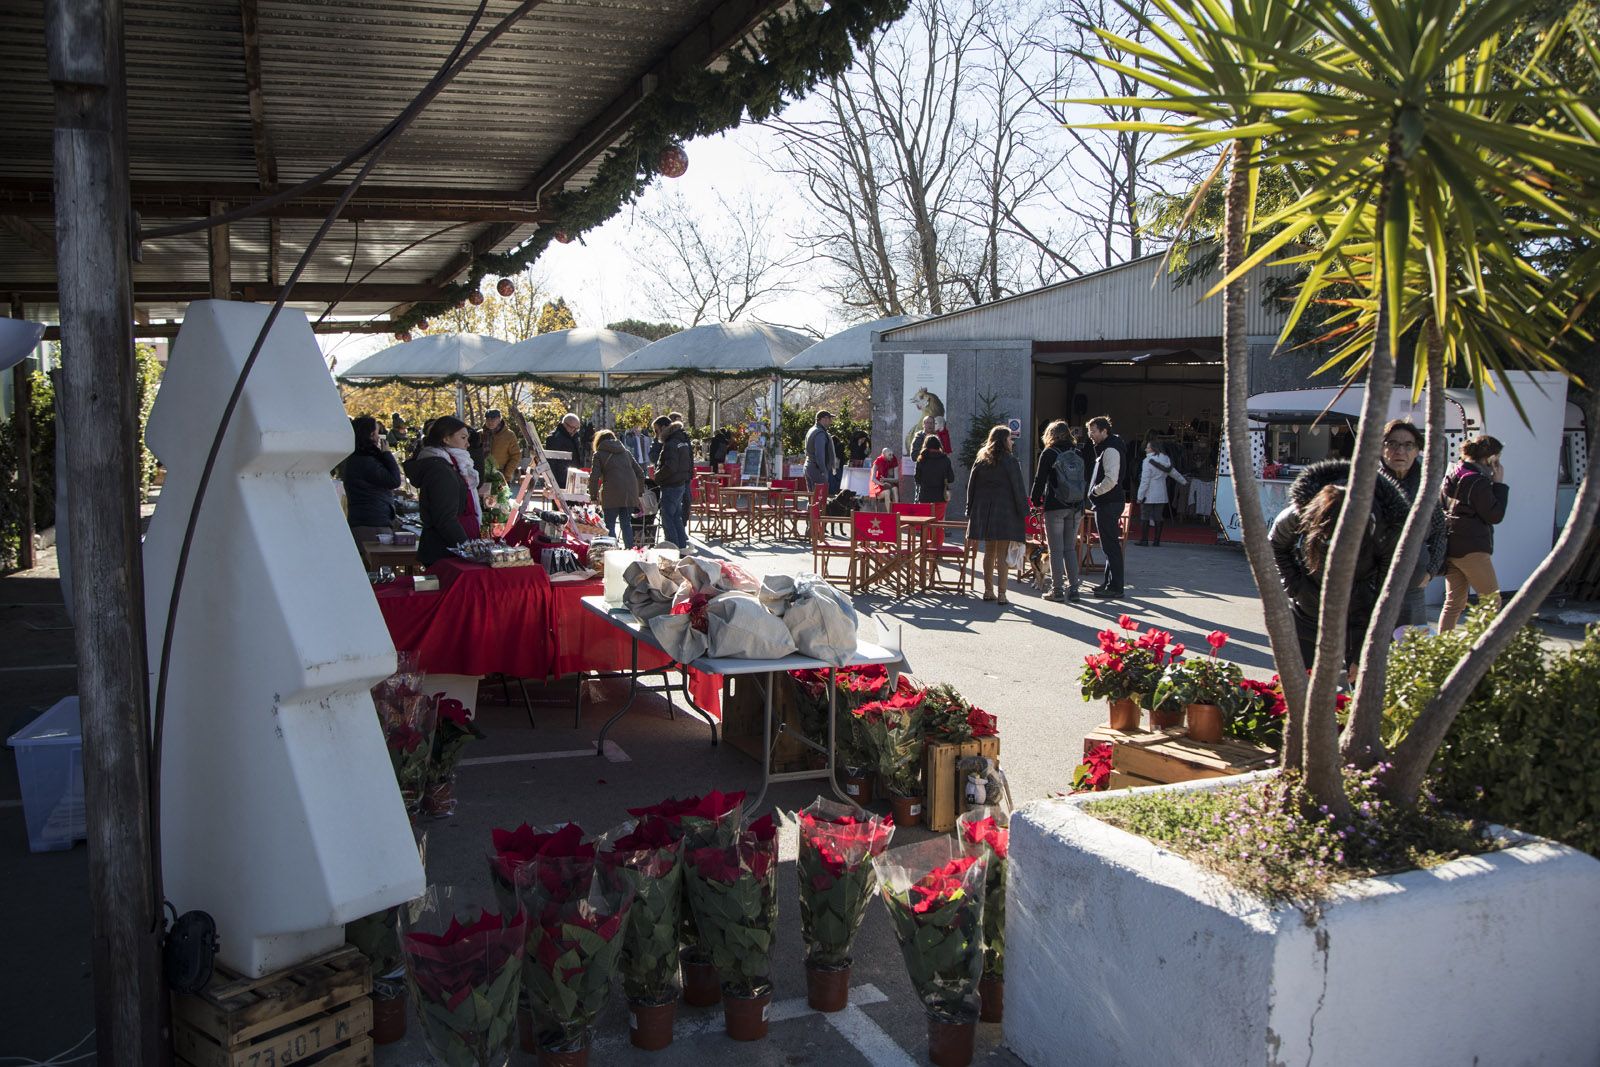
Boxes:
[875,839,989,1023]
[1231,673,1347,749]
[626,791,745,966]
[598,817,685,1006]
[920,684,1001,743]
[487,822,595,918]
[957,809,1008,981]
[399,892,525,1067]
[1071,742,1114,793]
[1153,628,1246,714]
[1080,615,1184,703]
[852,688,927,797]
[684,813,780,998]
[517,854,635,1053]
[796,798,895,971]
[429,695,485,784]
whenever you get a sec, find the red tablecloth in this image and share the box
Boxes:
[374,562,722,718]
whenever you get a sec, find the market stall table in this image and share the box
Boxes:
[580,596,902,813]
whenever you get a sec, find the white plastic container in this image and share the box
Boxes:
[7,697,87,853]
[603,548,642,606]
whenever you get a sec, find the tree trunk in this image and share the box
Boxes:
[9,296,34,570]
[1384,371,1600,803]
[1218,138,1310,767]
[1343,324,1446,765]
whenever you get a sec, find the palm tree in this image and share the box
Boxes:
[1074,0,1600,812]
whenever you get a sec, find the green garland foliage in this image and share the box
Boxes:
[389,0,911,333]
[343,364,869,396]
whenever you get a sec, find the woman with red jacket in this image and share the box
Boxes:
[1438,434,1509,631]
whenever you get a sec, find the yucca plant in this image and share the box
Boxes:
[1072,0,1600,813]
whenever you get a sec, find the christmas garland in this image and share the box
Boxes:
[341,364,870,395]
[387,0,911,333]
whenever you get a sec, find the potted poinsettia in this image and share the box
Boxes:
[1081,615,1182,731]
[487,823,595,918]
[398,886,526,1067]
[957,808,1009,1024]
[683,813,780,1041]
[598,817,685,1050]
[1070,742,1114,793]
[424,695,484,818]
[875,838,990,1067]
[851,688,928,826]
[1152,629,1245,742]
[796,798,896,1012]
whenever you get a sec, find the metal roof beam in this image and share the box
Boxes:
[8,281,446,303]
[238,0,281,285]
[42,317,407,341]
[1,215,57,260]
[430,0,790,288]
[0,180,553,224]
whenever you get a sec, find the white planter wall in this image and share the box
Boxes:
[1004,779,1600,1067]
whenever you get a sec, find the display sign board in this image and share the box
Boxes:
[903,353,949,455]
[740,445,764,484]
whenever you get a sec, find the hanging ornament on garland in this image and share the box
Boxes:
[395,330,413,343]
[554,231,573,245]
[658,142,689,178]
[416,318,430,331]
[468,290,484,306]
[497,277,515,297]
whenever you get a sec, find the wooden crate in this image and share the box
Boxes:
[722,673,826,774]
[924,737,1002,832]
[172,944,373,1067]
[1083,725,1274,787]
[1107,769,1162,791]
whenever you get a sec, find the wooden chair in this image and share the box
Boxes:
[809,500,852,580]
[696,478,743,541]
[848,510,906,596]
[895,502,968,593]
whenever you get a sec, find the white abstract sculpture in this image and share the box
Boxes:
[144,301,423,977]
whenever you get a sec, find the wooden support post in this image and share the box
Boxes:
[45,0,167,1062]
[208,200,231,299]
[9,295,35,570]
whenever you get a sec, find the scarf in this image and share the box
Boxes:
[419,445,482,525]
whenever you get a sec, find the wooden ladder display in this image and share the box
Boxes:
[510,411,578,538]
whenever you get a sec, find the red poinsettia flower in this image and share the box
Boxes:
[907,855,979,914]
[671,591,712,632]
[432,695,472,728]
[961,816,1010,860]
[624,795,702,823]
[386,724,423,753]
[1206,630,1229,655]
[686,789,746,822]
[610,816,678,852]
[966,706,999,738]
[490,822,594,883]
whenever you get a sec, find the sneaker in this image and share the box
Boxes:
[1066,589,1082,603]
[1091,586,1124,599]
[1042,590,1063,602]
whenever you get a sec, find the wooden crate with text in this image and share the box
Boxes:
[924,737,1002,832]
[172,944,372,1067]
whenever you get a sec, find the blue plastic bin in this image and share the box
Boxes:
[7,697,86,852]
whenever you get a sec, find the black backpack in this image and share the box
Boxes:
[1052,448,1088,506]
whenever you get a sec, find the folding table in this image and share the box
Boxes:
[579,596,903,813]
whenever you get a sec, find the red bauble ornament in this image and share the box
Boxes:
[554,231,573,245]
[416,318,430,331]
[395,330,413,343]
[497,278,515,297]
[658,143,689,178]
[468,290,485,306]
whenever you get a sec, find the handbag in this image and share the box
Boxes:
[638,487,659,515]
[1006,541,1025,570]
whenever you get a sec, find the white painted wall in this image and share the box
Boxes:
[1472,371,1567,590]
[1005,779,1600,1067]
[144,301,423,977]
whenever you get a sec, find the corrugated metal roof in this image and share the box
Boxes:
[880,252,1301,344]
[0,0,793,325]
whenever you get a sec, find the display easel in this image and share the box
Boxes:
[510,412,579,538]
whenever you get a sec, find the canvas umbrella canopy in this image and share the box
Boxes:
[781,316,913,372]
[337,332,508,383]
[468,328,647,427]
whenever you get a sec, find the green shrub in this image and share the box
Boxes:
[1384,611,1600,857]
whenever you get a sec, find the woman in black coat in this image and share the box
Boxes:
[965,425,1029,605]
[401,415,482,566]
[343,415,402,543]
[913,437,954,505]
[1438,434,1509,631]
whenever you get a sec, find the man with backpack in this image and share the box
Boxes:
[1030,419,1090,602]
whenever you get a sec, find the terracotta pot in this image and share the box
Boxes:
[979,976,1004,1023]
[927,1016,978,1067]
[538,1044,589,1067]
[629,998,676,1051]
[1186,703,1224,743]
[369,987,408,1045]
[805,961,851,1013]
[518,1004,536,1052]
[1149,705,1184,731]
[681,958,721,1007]
[889,793,925,828]
[1107,697,1141,731]
[841,768,875,805]
[722,989,772,1041]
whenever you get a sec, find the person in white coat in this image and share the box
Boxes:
[1136,441,1183,546]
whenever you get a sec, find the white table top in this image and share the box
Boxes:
[579,595,901,676]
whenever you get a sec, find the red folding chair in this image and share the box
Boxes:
[848,511,906,595]
[809,498,852,580]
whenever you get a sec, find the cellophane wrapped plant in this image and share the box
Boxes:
[1079,615,1184,705]
[796,798,895,971]
[517,850,635,1054]
[874,838,989,1024]
[398,885,525,1067]
[487,822,595,919]
[851,688,927,798]
[1152,629,1246,715]
[684,813,780,998]
[956,808,1009,982]
[424,694,484,818]
[372,659,438,815]
[792,665,908,773]
[598,816,685,1006]
[348,830,430,992]
[626,791,745,969]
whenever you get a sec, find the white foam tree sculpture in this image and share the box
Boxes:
[144,301,424,977]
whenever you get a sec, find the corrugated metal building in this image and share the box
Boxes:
[871,252,1329,515]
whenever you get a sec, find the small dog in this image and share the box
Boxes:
[824,489,864,517]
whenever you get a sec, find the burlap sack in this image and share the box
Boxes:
[704,593,798,660]
[758,575,858,666]
[623,559,678,621]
